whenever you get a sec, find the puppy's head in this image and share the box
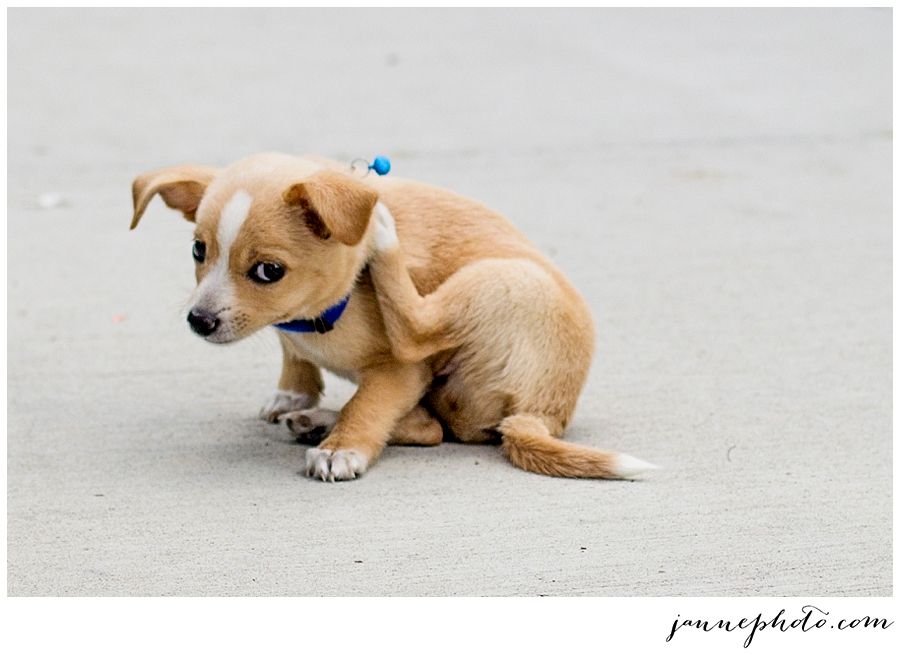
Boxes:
[131,154,377,343]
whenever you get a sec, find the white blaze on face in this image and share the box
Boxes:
[217,189,253,253]
[190,189,253,313]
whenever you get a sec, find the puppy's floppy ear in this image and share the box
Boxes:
[130,165,220,229]
[282,170,378,246]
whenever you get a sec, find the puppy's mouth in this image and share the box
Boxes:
[201,328,241,345]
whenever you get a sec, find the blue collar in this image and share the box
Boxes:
[275,295,350,334]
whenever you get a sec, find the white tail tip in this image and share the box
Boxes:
[613,453,661,479]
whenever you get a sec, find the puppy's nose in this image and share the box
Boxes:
[187,308,219,336]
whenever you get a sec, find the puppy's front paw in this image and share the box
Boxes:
[305,448,368,482]
[259,390,315,423]
[283,408,339,444]
[373,204,399,252]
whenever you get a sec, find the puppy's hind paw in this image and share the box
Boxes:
[259,389,315,423]
[283,408,339,444]
[373,203,399,252]
[305,448,368,482]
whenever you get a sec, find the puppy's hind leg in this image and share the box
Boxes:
[371,205,549,365]
[369,241,458,362]
[389,404,443,446]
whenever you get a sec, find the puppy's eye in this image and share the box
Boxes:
[248,262,285,284]
[192,240,206,263]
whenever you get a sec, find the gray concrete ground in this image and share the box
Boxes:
[7,9,891,596]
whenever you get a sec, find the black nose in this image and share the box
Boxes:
[187,309,219,336]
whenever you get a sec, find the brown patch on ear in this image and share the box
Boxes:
[293,196,332,240]
[130,165,220,229]
[282,170,378,246]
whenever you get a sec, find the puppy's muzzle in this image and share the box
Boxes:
[187,308,220,336]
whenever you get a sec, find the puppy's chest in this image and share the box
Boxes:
[282,332,361,381]
[280,292,388,381]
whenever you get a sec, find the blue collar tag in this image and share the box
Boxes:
[350,155,391,177]
[275,295,350,334]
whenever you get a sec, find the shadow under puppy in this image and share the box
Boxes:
[131,153,657,482]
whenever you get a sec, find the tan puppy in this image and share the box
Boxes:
[131,153,657,481]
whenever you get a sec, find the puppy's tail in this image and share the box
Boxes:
[498,414,659,479]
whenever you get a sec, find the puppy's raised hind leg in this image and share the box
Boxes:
[370,206,463,362]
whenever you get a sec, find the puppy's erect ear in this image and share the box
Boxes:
[282,170,378,246]
[130,165,220,229]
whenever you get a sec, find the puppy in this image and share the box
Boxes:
[130,153,657,481]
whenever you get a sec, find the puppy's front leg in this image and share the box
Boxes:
[305,362,430,481]
[259,333,324,423]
